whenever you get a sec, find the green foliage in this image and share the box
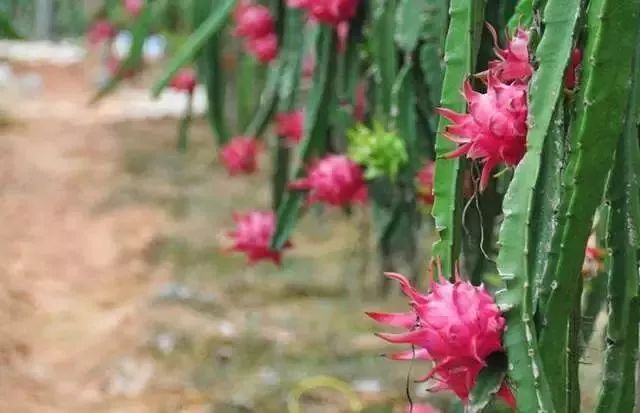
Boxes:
[539,0,640,409]
[431,0,483,277]
[595,20,640,412]
[495,0,582,408]
[347,122,408,180]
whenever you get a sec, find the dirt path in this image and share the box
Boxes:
[0,63,171,413]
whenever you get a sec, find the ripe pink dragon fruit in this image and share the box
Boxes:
[437,77,528,190]
[219,137,260,175]
[169,68,197,94]
[123,0,144,16]
[228,210,290,265]
[289,154,368,207]
[247,33,279,63]
[234,1,279,63]
[487,26,533,83]
[234,2,275,38]
[367,266,514,408]
[416,161,435,206]
[565,48,582,90]
[275,110,304,144]
[288,0,360,27]
[87,20,116,45]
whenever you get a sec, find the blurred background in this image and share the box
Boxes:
[0,1,605,412]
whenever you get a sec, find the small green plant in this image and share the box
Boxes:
[347,122,407,180]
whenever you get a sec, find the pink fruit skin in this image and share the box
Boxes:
[289,155,368,207]
[487,27,533,83]
[247,33,279,63]
[275,110,304,144]
[87,20,116,45]
[123,0,144,16]
[416,161,435,206]
[234,2,279,63]
[287,0,360,27]
[219,137,260,176]
[228,210,290,265]
[437,77,528,191]
[367,269,515,409]
[565,48,582,90]
[169,68,197,93]
[234,3,275,38]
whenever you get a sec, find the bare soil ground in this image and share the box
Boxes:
[0,61,425,413]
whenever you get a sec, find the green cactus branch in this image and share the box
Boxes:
[272,8,304,210]
[495,0,582,410]
[530,98,565,311]
[271,27,338,250]
[431,0,483,277]
[539,0,640,410]
[580,206,609,354]
[594,25,640,412]
[370,0,398,123]
[192,0,234,145]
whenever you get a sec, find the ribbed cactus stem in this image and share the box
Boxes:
[272,7,304,210]
[594,19,640,412]
[539,0,640,410]
[271,27,338,250]
[193,0,234,144]
[495,0,582,409]
[431,0,483,276]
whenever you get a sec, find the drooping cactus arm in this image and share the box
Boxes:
[272,7,304,210]
[495,0,581,410]
[271,27,338,250]
[539,0,640,410]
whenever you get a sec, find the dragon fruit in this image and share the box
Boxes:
[87,20,116,45]
[234,3,275,38]
[169,68,197,94]
[416,161,435,206]
[437,77,528,190]
[228,210,290,265]
[123,0,144,16]
[487,26,533,83]
[288,0,360,27]
[247,33,279,63]
[289,155,367,207]
[275,110,304,144]
[367,267,514,407]
[234,1,279,63]
[565,48,583,90]
[219,137,260,176]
